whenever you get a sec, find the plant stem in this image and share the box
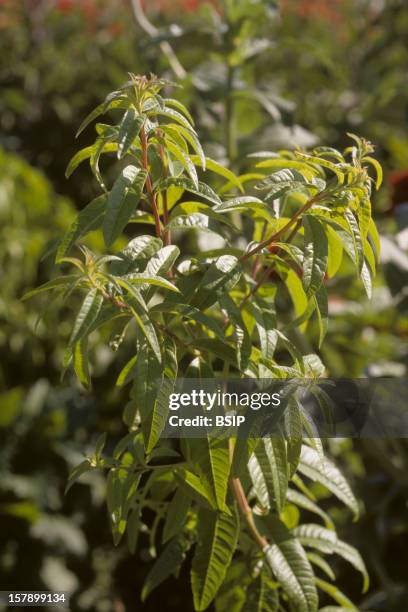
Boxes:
[240,194,320,262]
[140,125,162,238]
[230,476,267,550]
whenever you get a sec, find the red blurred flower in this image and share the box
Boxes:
[142,0,219,13]
[280,0,344,25]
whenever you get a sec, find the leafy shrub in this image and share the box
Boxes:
[28,74,383,611]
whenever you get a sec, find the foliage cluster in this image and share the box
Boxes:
[27,74,384,611]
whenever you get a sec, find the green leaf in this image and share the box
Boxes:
[193,256,242,310]
[66,142,117,178]
[125,295,161,363]
[22,275,78,300]
[294,152,345,184]
[56,195,107,262]
[155,106,196,132]
[158,177,221,205]
[166,139,199,187]
[176,470,217,510]
[326,226,343,278]
[262,516,318,612]
[131,338,177,453]
[73,337,91,387]
[111,235,163,275]
[251,436,288,512]
[298,446,359,518]
[162,97,195,125]
[166,212,229,237]
[75,98,126,137]
[191,507,240,611]
[315,579,357,610]
[65,460,93,494]
[307,552,336,581]
[286,489,334,529]
[256,168,311,201]
[363,156,383,190]
[213,196,271,219]
[152,302,226,343]
[303,216,328,296]
[103,166,147,246]
[124,272,179,293]
[190,156,244,192]
[69,289,104,346]
[118,109,145,159]
[191,436,231,512]
[313,285,328,348]
[116,354,138,387]
[143,245,180,298]
[219,294,251,370]
[282,267,309,321]
[163,489,192,543]
[142,533,193,601]
[242,571,279,611]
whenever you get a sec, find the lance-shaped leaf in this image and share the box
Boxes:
[363,156,383,190]
[294,152,346,185]
[56,195,107,262]
[158,177,221,205]
[125,295,161,362]
[191,507,240,611]
[73,337,91,388]
[189,156,244,192]
[69,288,104,346]
[298,446,359,518]
[162,489,192,544]
[313,284,328,348]
[261,516,318,612]
[151,302,225,342]
[154,106,197,132]
[117,109,145,159]
[286,489,334,529]
[255,436,288,512]
[22,275,79,300]
[103,166,147,247]
[106,467,141,545]
[219,294,251,370]
[249,297,277,371]
[142,533,193,601]
[242,571,279,612]
[303,216,328,296]
[65,142,117,178]
[316,579,358,610]
[294,524,369,593]
[213,196,271,220]
[189,435,231,513]
[166,212,230,238]
[255,168,312,201]
[111,235,163,275]
[192,256,242,310]
[141,245,180,300]
[65,460,94,494]
[131,338,177,452]
[166,139,199,187]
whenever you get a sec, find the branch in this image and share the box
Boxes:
[128,0,187,80]
[240,194,320,262]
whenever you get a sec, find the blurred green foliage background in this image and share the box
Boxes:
[0,1,407,610]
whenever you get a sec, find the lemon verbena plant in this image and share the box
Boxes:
[27,74,382,611]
